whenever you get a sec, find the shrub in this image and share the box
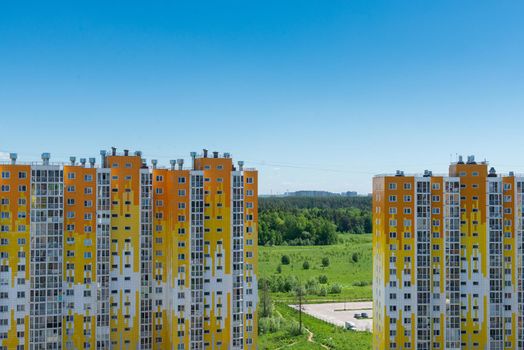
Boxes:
[281,255,290,265]
[319,286,328,296]
[321,257,330,268]
[287,320,304,336]
[258,315,282,334]
[318,275,328,284]
[305,278,320,295]
[302,261,310,270]
[352,252,359,263]
[276,265,282,274]
[329,283,342,294]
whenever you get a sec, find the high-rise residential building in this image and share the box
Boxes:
[373,155,524,350]
[0,148,258,350]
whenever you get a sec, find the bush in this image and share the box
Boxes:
[305,278,320,295]
[321,257,330,267]
[319,286,328,296]
[276,265,282,274]
[318,275,328,284]
[352,281,370,287]
[259,316,282,334]
[329,283,342,294]
[287,320,304,336]
[281,255,291,265]
[302,261,310,270]
[352,252,359,263]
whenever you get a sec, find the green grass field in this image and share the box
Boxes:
[259,234,373,302]
[258,234,373,349]
[259,303,372,350]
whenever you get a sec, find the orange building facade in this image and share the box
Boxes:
[0,149,258,350]
[373,156,524,350]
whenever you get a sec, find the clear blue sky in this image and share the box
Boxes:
[1,1,523,194]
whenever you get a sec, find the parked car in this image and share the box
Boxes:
[345,322,357,330]
[354,313,361,319]
[361,312,369,319]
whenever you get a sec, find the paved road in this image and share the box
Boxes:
[289,301,372,332]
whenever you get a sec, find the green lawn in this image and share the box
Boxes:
[259,303,372,350]
[259,234,373,302]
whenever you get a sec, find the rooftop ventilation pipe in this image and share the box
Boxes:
[41,153,50,165]
[100,150,107,167]
[10,153,17,165]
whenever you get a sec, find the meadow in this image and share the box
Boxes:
[258,234,373,302]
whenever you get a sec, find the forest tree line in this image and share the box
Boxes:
[258,196,372,246]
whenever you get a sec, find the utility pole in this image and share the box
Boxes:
[296,285,305,333]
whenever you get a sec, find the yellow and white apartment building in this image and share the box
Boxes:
[373,155,524,350]
[0,148,258,350]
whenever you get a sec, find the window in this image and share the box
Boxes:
[389,195,397,202]
[18,172,26,179]
[389,183,397,190]
[178,177,186,183]
[178,189,186,196]
[1,172,10,179]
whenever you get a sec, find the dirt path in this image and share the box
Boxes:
[305,327,329,349]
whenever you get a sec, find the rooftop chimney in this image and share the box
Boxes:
[151,159,158,169]
[203,149,208,158]
[9,153,17,165]
[238,161,244,171]
[69,156,76,166]
[213,151,219,158]
[509,171,515,177]
[123,149,129,156]
[135,151,142,157]
[467,155,476,164]
[458,155,464,164]
[111,147,116,156]
[89,158,96,168]
[177,159,184,170]
[488,167,497,177]
[80,158,86,167]
[41,153,50,165]
[224,152,230,159]
[395,170,404,177]
[170,160,176,171]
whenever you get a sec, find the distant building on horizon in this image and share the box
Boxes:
[282,190,363,197]
[0,148,258,350]
[373,155,524,350]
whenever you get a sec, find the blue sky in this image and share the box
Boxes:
[1,1,523,194]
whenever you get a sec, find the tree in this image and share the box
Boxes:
[302,261,310,270]
[322,257,330,268]
[260,279,272,318]
[281,255,290,265]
